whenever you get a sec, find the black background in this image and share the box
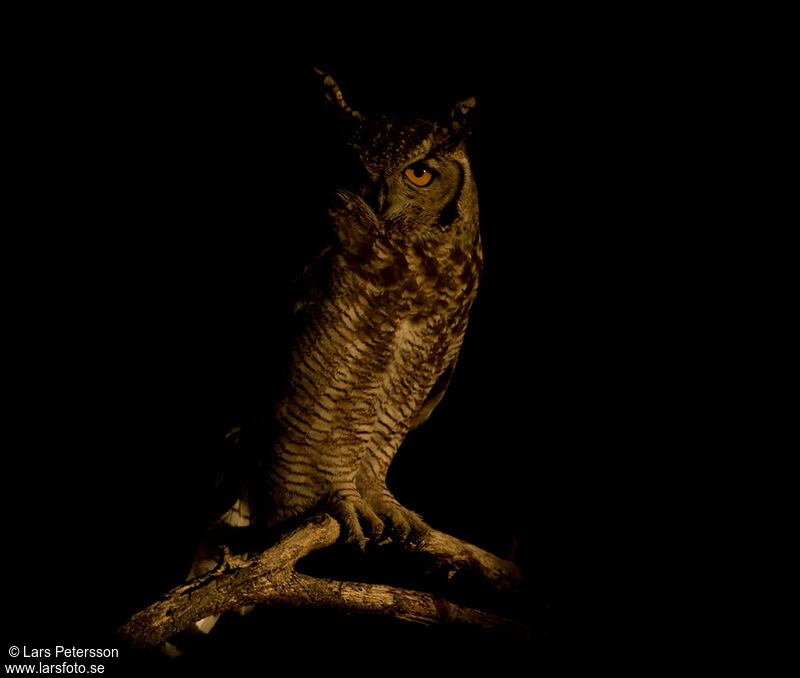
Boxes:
[2,16,727,675]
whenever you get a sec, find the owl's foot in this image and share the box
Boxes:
[362,489,429,545]
[325,491,384,551]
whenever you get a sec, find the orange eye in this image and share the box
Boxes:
[404,165,434,187]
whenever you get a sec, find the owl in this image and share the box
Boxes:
[188,70,482,629]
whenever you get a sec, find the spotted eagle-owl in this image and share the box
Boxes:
[189,70,482,622]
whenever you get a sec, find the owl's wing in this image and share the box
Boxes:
[408,360,457,431]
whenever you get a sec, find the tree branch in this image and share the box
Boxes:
[278,574,529,634]
[409,528,524,593]
[117,514,527,650]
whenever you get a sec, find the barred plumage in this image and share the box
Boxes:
[189,70,482,632]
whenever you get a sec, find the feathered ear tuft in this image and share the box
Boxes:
[313,67,364,123]
[434,96,478,152]
[449,96,477,136]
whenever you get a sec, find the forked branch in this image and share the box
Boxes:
[117,514,526,650]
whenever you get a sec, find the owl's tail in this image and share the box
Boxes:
[186,493,255,634]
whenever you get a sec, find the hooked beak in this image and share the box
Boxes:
[363,180,391,218]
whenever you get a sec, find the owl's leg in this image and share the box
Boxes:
[324,483,385,550]
[356,472,429,544]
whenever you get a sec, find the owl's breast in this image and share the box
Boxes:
[283,235,480,443]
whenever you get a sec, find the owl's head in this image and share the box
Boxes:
[315,69,479,246]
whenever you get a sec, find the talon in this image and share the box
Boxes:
[343,526,368,551]
[385,507,411,543]
[356,502,384,540]
[407,517,431,547]
[358,486,429,545]
[327,493,383,549]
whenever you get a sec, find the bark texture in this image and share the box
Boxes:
[117,514,526,650]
